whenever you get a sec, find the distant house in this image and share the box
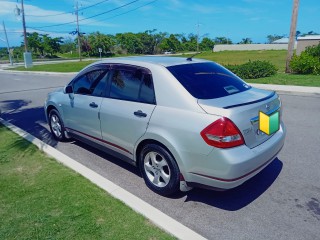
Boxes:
[296,35,320,55]
[272,38,290,44]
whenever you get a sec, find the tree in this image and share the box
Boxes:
[116,32,143,54]
[214,37,232,44]
[266,34,284,43]
[42,34,63,56]
[239,38,253,44]
[87,32,115,56]
[26,32,42,54]
[26,32,63,56]
[61,37,76,53]
[159,34,181,52]
[153,32,168,54]
[137,30,157,54]
[199,37,214,51]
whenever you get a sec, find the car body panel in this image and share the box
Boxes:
[62,94,103,143]
[99,98,156,157]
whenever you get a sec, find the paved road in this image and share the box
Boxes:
[1,72,319,240]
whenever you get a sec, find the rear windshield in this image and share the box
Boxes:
[167,62,251,99]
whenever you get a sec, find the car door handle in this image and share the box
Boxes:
[134,110,147,117]
[89,102,98,108]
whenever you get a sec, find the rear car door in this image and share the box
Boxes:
[62,66,110,143]
[99,64,156,157]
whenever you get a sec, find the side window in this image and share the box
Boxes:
[139,74,155,104]
[92,71,109,97]
[73,69,107,95]
[109,67,156,104]
[110,69,141,101]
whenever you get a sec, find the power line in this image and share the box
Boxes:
[25,0,111,17]
[79,0,111,12]
[28,0,139,29]
[81,0,158,26]
[27,27,72,34]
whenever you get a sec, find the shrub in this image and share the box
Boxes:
[304,43,320,60]
[226,60,277,79]
[290,52,320,75]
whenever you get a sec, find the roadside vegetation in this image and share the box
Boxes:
[3,29,319,87]
[8,49,320,87]
[290,44,320,75]
[0,124,174,240]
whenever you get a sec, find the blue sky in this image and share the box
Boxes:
[0,0,319,47]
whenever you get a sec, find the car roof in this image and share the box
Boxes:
[97,56,210,67]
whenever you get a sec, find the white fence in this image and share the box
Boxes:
[213,44,296,52]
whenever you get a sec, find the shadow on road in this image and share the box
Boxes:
[71,140,140,176]
[183,158,283,211]
[0,99,58,147]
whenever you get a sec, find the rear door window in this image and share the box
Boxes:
[109,66,156,104]
[167,62,250,99]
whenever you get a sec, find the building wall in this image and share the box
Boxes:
[296,40,320,55]
[213,44,296,52]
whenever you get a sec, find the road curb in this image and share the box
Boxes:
[0,69,78,76]
[0,118,206,240]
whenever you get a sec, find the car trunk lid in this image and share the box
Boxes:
[198,87,281,148]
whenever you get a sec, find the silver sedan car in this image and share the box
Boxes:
[44,56,286,196]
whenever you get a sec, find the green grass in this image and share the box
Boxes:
[11,60,96,72]
[245,73,320,87]
[0,124,175,240]
[182,50,288,72]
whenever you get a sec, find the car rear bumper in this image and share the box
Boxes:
[184,122,286,190]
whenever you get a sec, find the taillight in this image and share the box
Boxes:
[200,117,244,148]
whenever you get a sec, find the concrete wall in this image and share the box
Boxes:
[296,39,320,55]
[213,44,296,52]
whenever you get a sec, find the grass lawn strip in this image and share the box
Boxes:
[0,123,175,240]
[9,60,95,73]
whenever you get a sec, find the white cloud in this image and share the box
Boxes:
[192,4,220,14]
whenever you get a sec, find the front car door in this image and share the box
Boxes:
[99,64,156,158]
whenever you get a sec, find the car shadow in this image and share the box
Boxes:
[0,100,58,147]
[0,99,283,211]
[71,140,140,176]
[73,137,283,211]
[180,158,283,211]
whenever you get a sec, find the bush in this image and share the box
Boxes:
[226,60,277,79]
[290,52,320,75]
[304,43,320,60]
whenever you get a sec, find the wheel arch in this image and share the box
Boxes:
[135,137,186,176]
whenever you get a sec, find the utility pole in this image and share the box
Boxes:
[196,22,201,52]
[75,1,82,61]
[285,0,299,73]
[21,0,28,52]
[16,0,32,68]
[2,21,13,65]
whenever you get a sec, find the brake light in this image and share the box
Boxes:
[200,117,244,148]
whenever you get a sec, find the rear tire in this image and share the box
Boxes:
[139,144,180,196]
[48,109,67,141]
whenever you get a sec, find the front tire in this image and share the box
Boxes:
[139,144,180,196]
[48,109,67,141]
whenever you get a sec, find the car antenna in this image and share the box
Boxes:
[186,52,201,61]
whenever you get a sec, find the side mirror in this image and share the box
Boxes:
[65,85,73,94]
